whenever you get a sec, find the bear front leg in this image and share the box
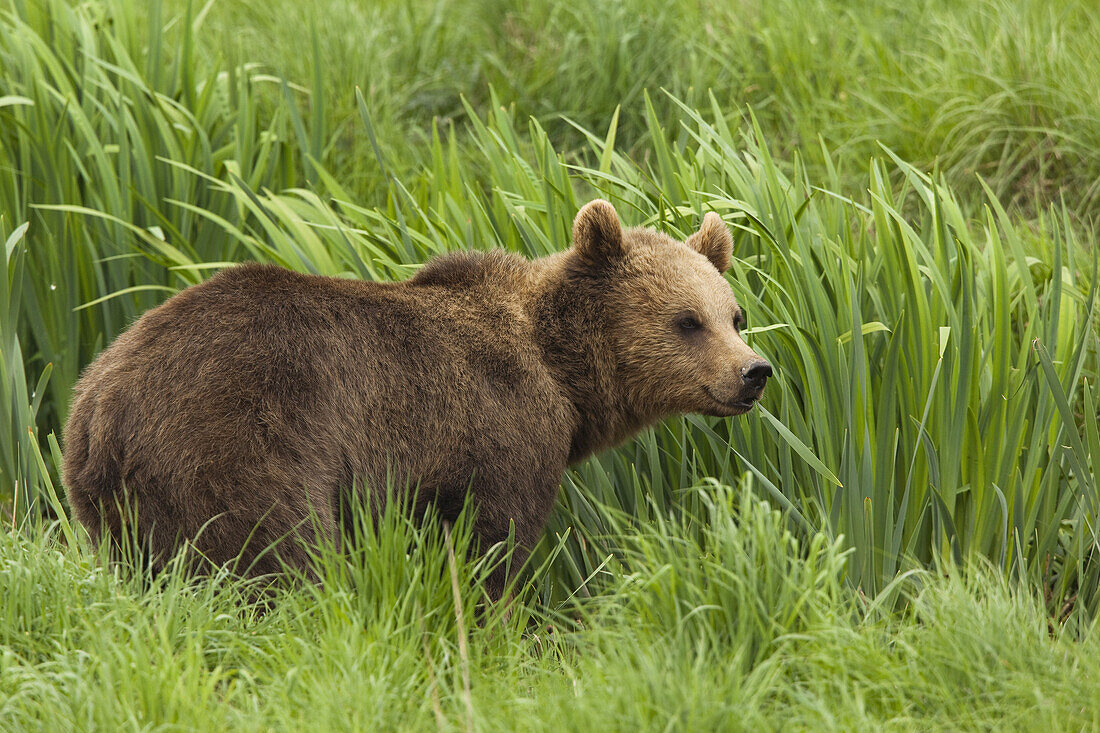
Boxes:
[468,512,523,603]
[470,478,560,602]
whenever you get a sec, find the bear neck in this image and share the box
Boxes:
[529,259,651,464]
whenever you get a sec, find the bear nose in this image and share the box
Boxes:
[741,361,773,391]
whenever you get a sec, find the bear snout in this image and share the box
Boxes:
[741,360,773,392]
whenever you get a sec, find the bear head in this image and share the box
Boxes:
[571,199,772,420]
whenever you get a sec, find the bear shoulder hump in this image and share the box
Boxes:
[408,250,527,289]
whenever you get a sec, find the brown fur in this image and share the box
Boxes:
[62,200,771,598]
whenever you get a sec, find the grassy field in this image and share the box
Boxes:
[3,491,1099,730]
[2,0,1100,728]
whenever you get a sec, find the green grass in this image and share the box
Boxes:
[2,490,1099,730]
[155,0,1100,218]
[2,0,1100,726]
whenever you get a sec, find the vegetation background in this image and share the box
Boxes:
[2,0,1099,728]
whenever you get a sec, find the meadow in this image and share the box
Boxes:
[2,0,1100,728]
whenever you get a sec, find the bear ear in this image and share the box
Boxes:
[686,212,733,273]
[572,199,624,265]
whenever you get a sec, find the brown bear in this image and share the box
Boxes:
[62,200,772,598]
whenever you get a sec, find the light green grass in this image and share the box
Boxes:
[156,0,1100,218]
[2,0,1100,726]
[2,488,1099,730]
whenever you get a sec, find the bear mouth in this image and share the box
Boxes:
[702,386,758,414]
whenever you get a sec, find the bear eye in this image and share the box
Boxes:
[733,308,746,331]
[676,314,703,333]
